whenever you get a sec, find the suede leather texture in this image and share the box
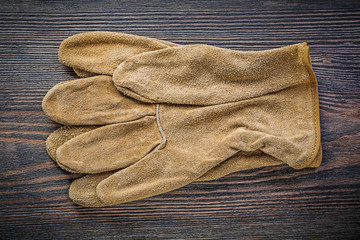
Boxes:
[42,32,322,207]
[59,31,178,77]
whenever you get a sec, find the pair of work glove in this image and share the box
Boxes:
[42,31,322,207]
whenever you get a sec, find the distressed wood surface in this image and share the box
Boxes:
[0,0,359,239]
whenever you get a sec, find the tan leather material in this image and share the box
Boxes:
[59,31,178,76]
[56,116,162,174]
[69,171,115,207]
[42,76,155,125]
[46,125,99,173]
[113,43,310,105]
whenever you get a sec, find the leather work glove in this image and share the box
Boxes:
[42,34,322,206]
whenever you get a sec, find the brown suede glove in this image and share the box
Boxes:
[43,34,321,206]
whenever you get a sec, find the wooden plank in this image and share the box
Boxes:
[0,0,359,239]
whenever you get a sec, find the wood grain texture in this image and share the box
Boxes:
[0,0,359,239]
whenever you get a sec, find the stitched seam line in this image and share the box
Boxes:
[155,104,167,150]
[297,43,319,168]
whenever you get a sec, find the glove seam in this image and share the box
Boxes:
[295,43,321,169]
[154,104,167,150]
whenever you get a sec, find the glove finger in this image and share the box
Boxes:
[42,75,155,125]
[69,171,115,207]
[56,116,162,174]
[59,31,178,76]
[94,149,203,206]
[113,43,310,105]
[46,125,99,172]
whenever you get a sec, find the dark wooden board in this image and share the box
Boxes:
[0,0,359,239]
